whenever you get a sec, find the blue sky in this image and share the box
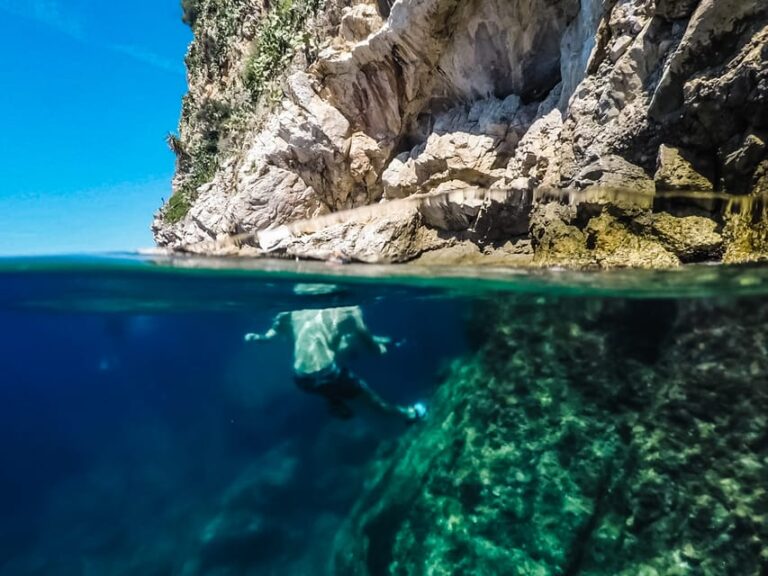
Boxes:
[0,0,192,254]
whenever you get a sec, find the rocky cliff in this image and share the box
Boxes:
[154,0,768,267]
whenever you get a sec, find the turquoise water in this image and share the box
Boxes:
[1,256,767,575]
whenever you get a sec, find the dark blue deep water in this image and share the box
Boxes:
[0,257,469,575]
[1,256,767,575]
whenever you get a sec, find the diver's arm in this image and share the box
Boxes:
[244,312,289,342]
[359,324,392,355]
[372,335,393,354]
[348,309,393,355]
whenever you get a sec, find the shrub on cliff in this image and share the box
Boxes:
[181,0,201,27]
[163,154,217,224]
[243,0,323,101]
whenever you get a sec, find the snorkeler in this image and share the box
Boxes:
[245,306,427,422]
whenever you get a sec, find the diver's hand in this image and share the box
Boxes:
[402,402,428,424]
[373,335,392,354]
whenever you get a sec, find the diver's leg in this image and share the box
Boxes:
[296,367,357,420]
[326,399,354,420]
[354,378,400,415]
[349,373,425,422]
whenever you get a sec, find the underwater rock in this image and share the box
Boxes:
[333,297,768,575]
[183,422,384,575]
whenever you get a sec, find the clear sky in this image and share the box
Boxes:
[0,0,192,255]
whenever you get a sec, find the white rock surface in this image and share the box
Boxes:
[154,0,768,267]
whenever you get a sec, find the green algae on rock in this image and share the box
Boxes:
[333,296,768,575]
[723,197,768,264]
[529,190,728,269]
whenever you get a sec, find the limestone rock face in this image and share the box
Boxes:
[277,206,437,264]
[381,96,535,200]
[573,155,656,195]
[339,2,382,44]
[154,0,768,267]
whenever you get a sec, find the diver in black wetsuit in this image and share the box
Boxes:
[245,306,427,422]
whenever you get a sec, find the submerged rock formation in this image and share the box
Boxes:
[332,296,768,575]
[154,0,768,266]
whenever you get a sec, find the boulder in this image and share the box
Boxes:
[654,144,714,191]
[585,212,680,268]
[574,155,656,196]
[639,212,723,262]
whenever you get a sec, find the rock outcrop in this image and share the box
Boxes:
[154,0,768,267]
[332,296,768,575]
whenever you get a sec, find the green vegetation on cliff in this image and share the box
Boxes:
[181,0,201,27]
[162,153,216,224]
[162,98,224,224]
[160,0,326,226]
[243,0,324,101]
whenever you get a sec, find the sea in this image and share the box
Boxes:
[0,255,766,575]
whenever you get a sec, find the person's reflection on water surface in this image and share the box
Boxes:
[245,297,426,423]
